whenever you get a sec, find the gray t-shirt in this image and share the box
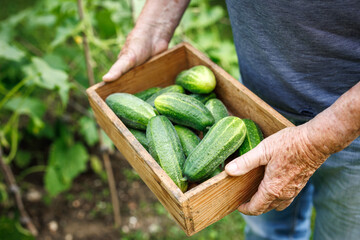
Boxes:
[226,0,360,121]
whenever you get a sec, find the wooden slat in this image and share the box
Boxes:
[183,167,264,235]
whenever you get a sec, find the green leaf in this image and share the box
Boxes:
[79,116,99,146]
[4,96,46,118]
[43,53,69,71]
[0,216,35,240]
[23,57,71,106]
[15,150,32,168]
[46,139,89,196]
[50,23,78,49]
[30,14,56,28]
[44,165,69,197]
[31,56,68,89]
[0,41,25,61]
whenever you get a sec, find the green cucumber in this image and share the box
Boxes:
[207,166,223,179]
[183,116,246,182]
[105,93,156,130]
[190,92,217,104]
[239,119,264,156]
[175,65,216,94]
[146,85,185,107]
[205,98,229,123]
[134,87,161,101]
[146,116,187,192]
[129,128,148,150]
[174,125,201,157]
[154,92,215,131]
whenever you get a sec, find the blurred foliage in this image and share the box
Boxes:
[0,216,35,240]
[0,0,241,238]
[0,0,238,199]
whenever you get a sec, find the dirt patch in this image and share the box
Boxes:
[19,151,172,240]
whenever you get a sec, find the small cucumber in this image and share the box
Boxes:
[128,128,148,150]
[175,65,216,94]
[239,119,264,156]
[146,116,187,192]
[154,92,215,131]
[146,85,185,107]
[106,93,156,130]
[134,87,161,101]
[190,92,217,104]
[205,98,229,123]
[174,125,201,157]
[183,116,246,182]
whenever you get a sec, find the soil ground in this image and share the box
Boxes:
[17,151,180,240]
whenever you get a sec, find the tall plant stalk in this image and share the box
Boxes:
[77,0,121,227]
[0,146,38,236]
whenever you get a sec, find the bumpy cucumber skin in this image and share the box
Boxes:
[105,93,156,130]
[146,85,184,107]
[239,119,264,156]
[174,125,201,157]
[175,65,216,94]
[205,98,229,123]
[190,92,217,104]
[129,128,148,150]
[146,116,187,192]
[154,92,215,131]
[183,116,247,182]
[207,166,223,179]
[134,87,161,101]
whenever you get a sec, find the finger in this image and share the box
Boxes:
[225,143,268,176]
[262,199,283,213]
[102,50,136,82]
[275,199,294,211]
[238,181,276,215]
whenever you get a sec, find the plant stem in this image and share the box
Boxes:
[0,76,30,110]
[16,165,47,183]
[0,145,38,236]
[77,0,95,86]
[77,0,121,227]
[99,131,121,226]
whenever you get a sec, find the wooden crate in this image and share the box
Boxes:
[86,42,294,236]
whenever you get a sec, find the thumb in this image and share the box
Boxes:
[102,50,137,82]
[225,144,267,176]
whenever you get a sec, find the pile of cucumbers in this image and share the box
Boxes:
[106,65,263,192]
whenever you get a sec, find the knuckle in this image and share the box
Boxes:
[258,141,270,165]
[249,210,263,216]
[240,154,252,170]
[279,189,296,200]
[261,181,281,199]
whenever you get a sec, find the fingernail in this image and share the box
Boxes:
[226,162,238,174]
[103,73,111,80]
[103,73,114,82]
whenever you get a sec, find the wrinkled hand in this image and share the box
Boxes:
[225,124,329,215]
[102,26,169,82]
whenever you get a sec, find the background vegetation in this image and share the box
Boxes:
[0,0,242,239]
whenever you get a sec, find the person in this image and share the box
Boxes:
[102,1,360,239]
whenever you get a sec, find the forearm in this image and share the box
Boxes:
[135,0,190,42]
[305,82,360,161]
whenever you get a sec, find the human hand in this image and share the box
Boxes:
[102,0,190,82]
[102,26,169,82]
[225,124,329,215]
